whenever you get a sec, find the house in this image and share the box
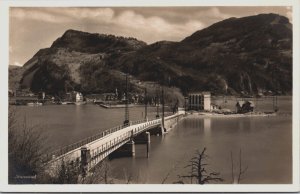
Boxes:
[236,100,254,113]
[187,92,211,111]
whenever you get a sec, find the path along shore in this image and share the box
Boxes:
[186,111,276,118]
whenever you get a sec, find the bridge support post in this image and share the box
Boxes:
[80,147,90,177]
[109,139,135,159]
[146,132,150,158]
[127,129,135,157]
[146,131,151,144]
[127,140,135,157]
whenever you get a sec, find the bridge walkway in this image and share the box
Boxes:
[46,111,184,171]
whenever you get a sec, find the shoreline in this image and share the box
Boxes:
[99,104,164,109]
[185,111,277,118]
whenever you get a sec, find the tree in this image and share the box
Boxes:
[8,108,48,184]
[30,59,72,95]
[81,159,113,184]
[8,108,117,184]
[180,147,223,184]
[53,159,80,184]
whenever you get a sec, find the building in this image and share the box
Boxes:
[236,100,254,113]
[187,92,211,111]
[76,92,84,102]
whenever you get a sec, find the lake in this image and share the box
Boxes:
[11,96,292,184]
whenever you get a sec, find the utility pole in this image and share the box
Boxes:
[124,73,129,126]
[271,62,279,112]
[144,88,147,120]
[184,96,188,114]
[156,87,160,118]
[161,88,165,129]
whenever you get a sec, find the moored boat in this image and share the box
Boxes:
[27,102,43,106]
[61,101,75,105]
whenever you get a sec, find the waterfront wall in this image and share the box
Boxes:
[163,112,184,132]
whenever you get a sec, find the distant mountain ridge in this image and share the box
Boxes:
[50,29,147,54]
[10,13,292,97]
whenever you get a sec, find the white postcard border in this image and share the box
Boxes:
[0,0,299,192]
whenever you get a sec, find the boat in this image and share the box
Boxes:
[27,102,43,106]
[61,101,75,105]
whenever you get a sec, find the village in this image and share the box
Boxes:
[9,89,149,106]
[9,86,276,117]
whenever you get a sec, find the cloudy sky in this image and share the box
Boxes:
[9,6,292,66]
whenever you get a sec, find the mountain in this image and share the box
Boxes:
[14,13,292,98]
[109,13,292,95]
[50,29,146,53]
[18,30,147,94]
[9,65,24,91]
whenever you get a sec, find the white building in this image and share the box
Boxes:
[188,92,211,111]
[76,92,83,102]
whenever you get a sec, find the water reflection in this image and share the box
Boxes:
[238,118,252,133]
[110,114,292,184]
[204,118,211,137]
[182,117,203,129]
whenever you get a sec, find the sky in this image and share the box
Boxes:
[9,6,292,66]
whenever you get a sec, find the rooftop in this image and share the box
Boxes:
[188,91,211,95]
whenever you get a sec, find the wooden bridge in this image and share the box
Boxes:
[46,111,185,173]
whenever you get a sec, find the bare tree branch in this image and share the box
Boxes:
[179,147,223,184]
[231,151,234,183]
[230,149,248,184]
[237,149,248,183]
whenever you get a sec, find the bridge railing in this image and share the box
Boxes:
[44,118,160,161]
[44,112,179,161]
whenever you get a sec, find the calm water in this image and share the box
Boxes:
[13,105,159,151]
[12,96,292,184]
[110,115,292,184]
